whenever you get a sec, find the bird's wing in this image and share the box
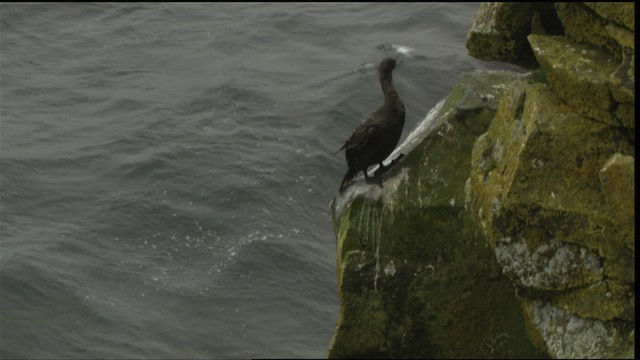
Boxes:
[339,112,381,152]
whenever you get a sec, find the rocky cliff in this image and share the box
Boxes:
[329,2,634,359]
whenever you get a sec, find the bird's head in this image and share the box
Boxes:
[379,57,397,74]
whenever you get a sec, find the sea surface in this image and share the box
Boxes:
[1,3,516,358]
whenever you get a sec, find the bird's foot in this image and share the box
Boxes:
[373,153,405,177]
[390,153,405,166]
[373,164,387,178]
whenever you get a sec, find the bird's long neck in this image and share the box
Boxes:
[380,70,403,113]
[379,70,395,96]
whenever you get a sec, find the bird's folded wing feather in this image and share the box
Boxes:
[344,112,381,151]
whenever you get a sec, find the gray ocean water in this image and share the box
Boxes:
[0,3,517,358]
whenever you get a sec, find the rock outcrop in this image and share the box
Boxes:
[329,70,546,358]
[467,2,634,358]
[329,2,634,358]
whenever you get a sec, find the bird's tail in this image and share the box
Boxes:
[339,167,357,192]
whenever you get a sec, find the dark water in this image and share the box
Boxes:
[1,3,515,358]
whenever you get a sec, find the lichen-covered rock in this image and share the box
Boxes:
[466,3,537,68]
[550,281,635,322]
[548,3,635,131]
[329,70,545,359]
[555,3,620,59]
[599,154,635,252]
[521,298,635,359]
[468,81,632,248]
[466,3,564,68]
[584,2,635,32]
[492,236,604,291]
[468,3,635,131]
[598,153,635,288]
[528,34,621,126]
[606,25,635,97]
[467,79,634,357]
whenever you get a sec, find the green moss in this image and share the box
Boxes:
[528,34,619,125]
[530,65,548,83]
[614,103,635,129]
[555,3,620,59]
[585,2,635,31]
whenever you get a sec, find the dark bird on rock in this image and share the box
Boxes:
[337,57,406,191]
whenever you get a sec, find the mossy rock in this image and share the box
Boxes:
[466,2,539,68]
[584,2,635,31]
[468,78,634,358]
[551,281,635,322]
[599,154,635,253]
[329,70,543,358]
[469,79,633,267]
[528,34,621,126]
[555,3,620,59]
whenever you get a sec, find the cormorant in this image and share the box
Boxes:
[337,57,406,191]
